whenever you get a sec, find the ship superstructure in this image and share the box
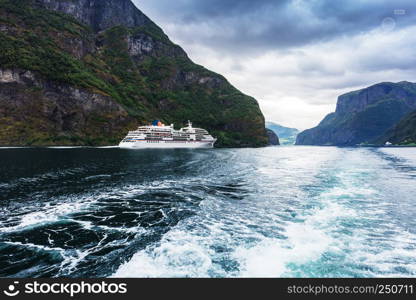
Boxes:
[119,120,217,149]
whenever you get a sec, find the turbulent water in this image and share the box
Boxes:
[0,146,416,278]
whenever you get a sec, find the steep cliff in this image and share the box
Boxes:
[0,0,268,147]
[377,110,416,145]
[266,128,280,146]
[296,82,416,146]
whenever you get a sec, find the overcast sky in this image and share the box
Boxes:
[133,0,416,130]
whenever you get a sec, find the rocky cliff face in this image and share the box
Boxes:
[266,129,280,146]
[0,69,135,145]
[296,82,416,146]
[34,0,153,32]
[0,0,268,147]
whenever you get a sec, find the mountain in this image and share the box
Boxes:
[296,82,416,146]
[377,110,416,146]
[266,128,280,145]
[0,0,268,147]
[266,122,299,145]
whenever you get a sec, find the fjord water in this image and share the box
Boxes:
[0,147,415,278]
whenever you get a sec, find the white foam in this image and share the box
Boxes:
[84,174,112,180]
[234,223,333,277]
[96,146,119,149]
[46,146,85,149]
[4,241,65,253]
[113,233,213,278]
[0,147,28,149]
[0,200,89,233]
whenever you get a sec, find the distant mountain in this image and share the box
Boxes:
[266,122,299,145]
[377,110,416,145]
[0,0,268,147]
[296,82,416,146]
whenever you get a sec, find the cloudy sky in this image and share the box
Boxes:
[133,0,416,130]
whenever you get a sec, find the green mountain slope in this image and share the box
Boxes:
[0,0,268,147]
[296,82,416,146]
[377,110,416,145]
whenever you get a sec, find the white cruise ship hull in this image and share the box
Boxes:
[119,140,215,149]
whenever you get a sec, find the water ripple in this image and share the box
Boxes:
[0,147,415,277]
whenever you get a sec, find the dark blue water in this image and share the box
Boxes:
[0,146,416,278]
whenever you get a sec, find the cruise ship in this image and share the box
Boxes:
[119,120,217,149]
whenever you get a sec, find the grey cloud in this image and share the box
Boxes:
[132,0,416,129]
[135,0,416,53]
